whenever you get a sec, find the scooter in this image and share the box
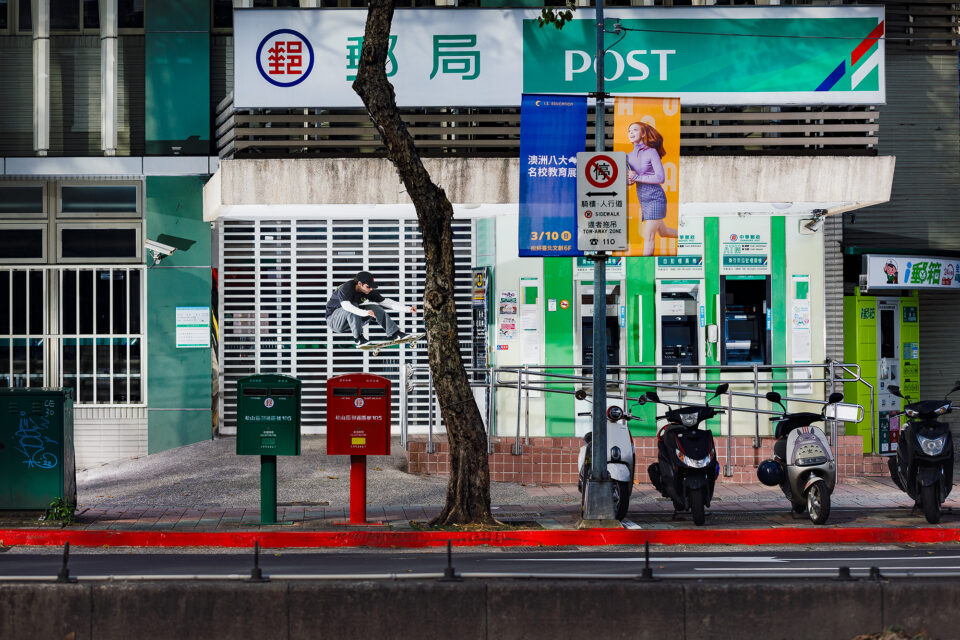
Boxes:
[757,391,843,525]
[646,384,727,526]
[575,390,636,521]
[887,382,959,524]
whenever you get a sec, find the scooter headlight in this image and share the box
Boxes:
[679,411,699,427]
[917,433,946,456]
[905,408,920,418]
[607,406,624,422]
[676,448,712,468]
[935,403,952,416]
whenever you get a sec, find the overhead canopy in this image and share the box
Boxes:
[203,156,895,222]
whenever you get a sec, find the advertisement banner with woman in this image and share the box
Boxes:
[612,97,680,257]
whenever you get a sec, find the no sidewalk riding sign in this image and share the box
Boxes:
[576,151,627,252]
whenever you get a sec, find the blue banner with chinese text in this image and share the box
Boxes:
[519,95,586,257]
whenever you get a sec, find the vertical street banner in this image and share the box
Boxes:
[519,95,587,257]
[612,97,680,257]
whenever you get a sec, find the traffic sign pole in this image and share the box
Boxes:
[581,0,616,524]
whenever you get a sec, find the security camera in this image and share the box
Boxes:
[145,239,176,265]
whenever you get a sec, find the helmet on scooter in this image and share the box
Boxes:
[757,460,782,487]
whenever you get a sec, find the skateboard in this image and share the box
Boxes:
[358,333,426,356]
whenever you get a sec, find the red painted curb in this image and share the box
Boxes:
[1,527,959,548]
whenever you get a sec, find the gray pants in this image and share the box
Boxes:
[327,304,398,340]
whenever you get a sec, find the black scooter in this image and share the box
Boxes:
[646,384,727,526]
[887,382,959,524]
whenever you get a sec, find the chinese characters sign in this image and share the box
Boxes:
[656,216,704,278]
[719,217,770,275]
[518,95,586,257]
[236,6,884,108]
[235,10,519,108]
[864,255,960,290]
[256,29,313,87]
[576,152,628,251]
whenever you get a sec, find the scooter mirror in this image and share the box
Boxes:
[950,381,960,395]
[765,391,782,404]
[888,385,902,398]
[574,389,588,401]
[644,391,661,404]
[828,392,844,404]
[713,383,729,397]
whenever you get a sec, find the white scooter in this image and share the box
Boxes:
[574,389,636,521]
[757,391,842,525]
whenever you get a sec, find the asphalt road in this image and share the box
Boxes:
[4,549,960,580]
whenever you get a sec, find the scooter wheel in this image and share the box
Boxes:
[807,480,831,525]
[691,488,706,526]
[612,481,631,521]
[921,484,941,524]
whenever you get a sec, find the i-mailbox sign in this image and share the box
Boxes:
[577,151,627,252]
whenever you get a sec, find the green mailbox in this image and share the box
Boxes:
[236,374,301,524]
[236,374,301,456]
[0,388,76,510]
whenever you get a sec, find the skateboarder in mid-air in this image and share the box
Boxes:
[325,271,418,347]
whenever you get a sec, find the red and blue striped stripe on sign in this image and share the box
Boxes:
[816,20,885,92]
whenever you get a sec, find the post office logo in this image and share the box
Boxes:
[354,398,365,408]
[264,397,275,409]
[256,29,314,88]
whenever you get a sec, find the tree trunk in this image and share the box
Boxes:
[353,0,497,526]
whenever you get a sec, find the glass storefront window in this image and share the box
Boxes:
[50,0,80,30]
[0,186,44,215]
[83,0,98,29]
[0,228,43,260]
[117,0,143,29]
[61,228,138,259]
[18,0,30,31]
[61,185,138,215]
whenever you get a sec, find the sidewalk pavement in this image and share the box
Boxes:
[1,437,959,546]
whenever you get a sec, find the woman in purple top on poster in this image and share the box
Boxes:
[626,121,677,256]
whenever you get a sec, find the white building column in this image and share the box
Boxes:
[100,0,118,156]
[31,0,49,156]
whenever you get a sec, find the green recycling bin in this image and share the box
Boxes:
[0,388,76,510]
[236,374,301,524]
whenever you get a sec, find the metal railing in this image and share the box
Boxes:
[401,362,875,468]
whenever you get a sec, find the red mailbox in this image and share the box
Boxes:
[326,374,392,455]
[326,373,392,523]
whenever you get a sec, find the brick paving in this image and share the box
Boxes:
[4,475,959,534]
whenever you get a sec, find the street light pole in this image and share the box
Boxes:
[581,0,616,523]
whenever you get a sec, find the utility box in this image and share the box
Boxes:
[0,388,76,510]
[326,374,391,456]
[236,374,302,456]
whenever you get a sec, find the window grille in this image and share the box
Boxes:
[0,265,146,405]
[219,217,477,434]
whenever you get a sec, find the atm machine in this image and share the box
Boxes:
[575,281,624,436]
[720,276,771,366]
[656,280,706,401]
